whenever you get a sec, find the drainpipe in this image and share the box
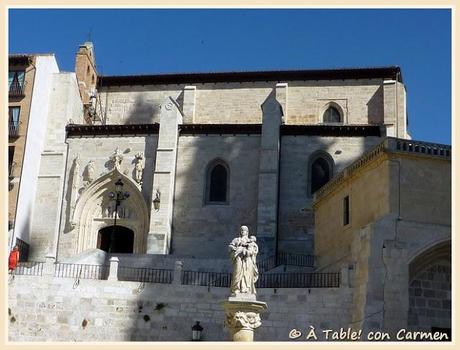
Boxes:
[53,136,71,260]
[275,124,282,266]
[395,69,399,138]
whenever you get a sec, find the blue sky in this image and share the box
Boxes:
[9,9,451,144]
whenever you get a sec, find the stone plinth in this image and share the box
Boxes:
[222,297,267,342]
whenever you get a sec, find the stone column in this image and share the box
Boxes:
[147,97,183,254]
[108,256,119,281]
[222,299,267,341]
[43,254,56,277]
[255,94,283,256]
[383,78,406,138]
[275,83,288,123]
[182,86,196,123]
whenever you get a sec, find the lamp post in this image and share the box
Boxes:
[108,179,130,251]
[191,321,203,341]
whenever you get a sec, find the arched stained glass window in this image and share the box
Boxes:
[206,160,229,204]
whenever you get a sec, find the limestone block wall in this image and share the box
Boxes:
[194,82,272,123]
[56,135,158,260]
[28,71,83,260]
[286,80,383,125]
[8,274,352,341]
[279,135,382,255]
[99,86,183,124]
[44,73,84,147]
[99,79,386,126]
[172,135,261,258]
[408,261,451,331]
[348,216,451,337]
[398,156,451,226]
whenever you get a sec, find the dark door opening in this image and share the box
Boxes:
[97,226,134,253]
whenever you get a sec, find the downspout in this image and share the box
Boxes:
[275,123,282,266]
[54,136,71,260]
[395,70,399,137]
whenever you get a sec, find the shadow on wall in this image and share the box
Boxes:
[278,137,338,255]
[123,91,184,125]
[168,89,281,258]
[124,95,160,125]
[367,85,383,125]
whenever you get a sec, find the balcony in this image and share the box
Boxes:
[9,123,20,137]
[9,82,25,97]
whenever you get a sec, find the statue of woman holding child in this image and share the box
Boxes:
[229,225,259,295]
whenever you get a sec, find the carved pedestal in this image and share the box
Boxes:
[222,298,267,341]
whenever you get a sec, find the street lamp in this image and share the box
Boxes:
[191,321,203,341]
[108,179,130,250]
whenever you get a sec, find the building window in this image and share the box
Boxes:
[8,146,15,185]
[323,106,342,123]
[309,151,334,195]
[343,196,350,226]
[8,71,25,95]
[205,160,229,204]
[9,107,20,136]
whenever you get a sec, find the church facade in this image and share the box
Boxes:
[7,42,451,341]
[21,42,409,263]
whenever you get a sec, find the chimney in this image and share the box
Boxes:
[75,42,98,124]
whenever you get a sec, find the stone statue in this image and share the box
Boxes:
[109,147,123,170]
[134,153,145,184]
[229,225,259,295]
[83,160,95,185]
[71,155,81,191]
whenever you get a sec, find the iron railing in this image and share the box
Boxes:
[277,252,315,268]
[9,82,24,97]
[13,262,44,276]
[256,272,340,288]
[182,270,232,287]
[9,123,19,137]
[117,266,173,284]
[54,263,109,280]
[258,252,315,272]
[181,270,340,288]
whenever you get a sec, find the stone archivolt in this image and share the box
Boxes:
[71,168,149,254]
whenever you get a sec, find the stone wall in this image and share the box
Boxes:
[99,86,183,124]
[99,79,386,126]
[172,134,261,258]
[408,261,451,332]
[56,135,157,260]
[279,135,382,255]
[27,71,82,260]
[8,274,352,341]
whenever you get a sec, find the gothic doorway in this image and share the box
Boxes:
[97,226,134,253]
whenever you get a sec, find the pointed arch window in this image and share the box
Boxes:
[205,160,229,204]
[323,106,342,123]
[308,151,334,196]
